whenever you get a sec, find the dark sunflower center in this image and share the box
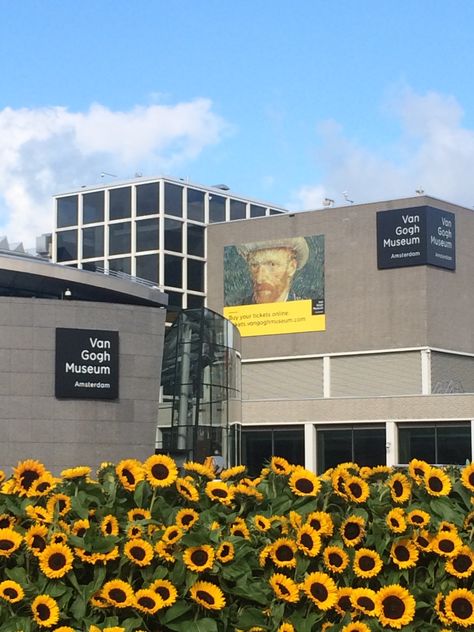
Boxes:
[417,535,429,548]
[358,596,375,610]
[122,468,135,484]
[58,499,67,512]
[220,545,230,557]
[0,519,10,528]
[37,603,51,621]
[233,529,245,537]
[0,539,14,551]
[105,522,113,534]
[301,533,313,548]
[414,467,424,478]
[468,471,474,485]
[277,582,290,595]
[383,595,405,619]
[411,514,424,524]
[428,476,443,492]
[310,519,321,530]
[452,597,473,619]
[344,522,361,540]
[276,545,294,561]
[439,539,455,553]
[155,586,170,600]
[453,554,472,573]
[295,478,314,493]
[339,595,351,610]
[151,464,169,480]
[49,552,66,570]
[360,555,375,570]
[390,518,400,528]
[181,514,194,526]
[37,482,50,492]
[349,482,362,498]
[329,552,342,566]
[4,588,18,599]
[395,546,409,561]
[211,488,228,498]
[131,546,146,561]
[20,470,40,489]
[138,596,155,609]
[76,528,86,537]
[191,550,209,566]
[311,582,328,602]
[109,588,127,603]
[196,590,214,605]
[394,480,404,497]
[167,529,178,540]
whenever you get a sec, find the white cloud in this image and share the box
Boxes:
[0,99,228,247]
[292,88,474,211]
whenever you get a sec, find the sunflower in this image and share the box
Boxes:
[439,520,458,534]
[99,514,119,537]
[270,538,298,568]
[351,587,379,616]
[340,515,366,547]
[161,525,183,545]
[323,545,350,574]
[183,461,215,478]
[334,587,354,616]
[445,588,474,628]
[101,580,135,608]
[269,573,300,603]
[270,515,289,535]
[232,483,264,502]
[296,524,321,557]
[342,623,372,632]
[39,542,74,579]
[183,544,215,572]
[301,572,337,610]
[344,476,370,503]
[30,473,57,497]
[413,528,432,552]
[13,459,46,496]
[331,466,350,498]
[390,539,419,569]
[50,532,68,545]
[144,454,178,488]
[175,508,199,531]
[270,456,292,475]
[288,467,321,497]
[0,513,15,529]
[386,508,407,533]
[306,511,334,537]
[205,480,234,505]
[25,505,52,524]
[220,464,247,480]
[61,466,91,479]
[277,623,295,632]
[230,518,251,539]
[115,459,144,491]
[25,523,48,555]
[216,540,235,564]
[71,519,90,538]
[175,477,200,502]
[53,627,76,632]
[0,527,22,557]
[461,462,474,493]
[155,541,176,563]
[189,581,226,610]
[424,467,452,496]
[408,458,430,483]
[387,472,411,503]
[254,515,272,532]
[0,580,24,603]
[435,593,452,626]
[259,544,273,567]
[431,531,463,558]
[124,538,154,566]
[134,588,164,614]
[445,545,474,578]
[127,508,151,522]
[376,585,415,629]
[31,594,60,628]
[148,579,178,607]
[46,493,71,517]
[353,548,383,578]
[407,508,430,527]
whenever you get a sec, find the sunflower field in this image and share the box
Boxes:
[0,456,473,632]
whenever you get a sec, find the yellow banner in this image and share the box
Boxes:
[223,300,326,337]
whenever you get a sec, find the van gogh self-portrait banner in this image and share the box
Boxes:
[223,235,325,337]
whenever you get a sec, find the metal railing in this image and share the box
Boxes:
[92,265,161,291]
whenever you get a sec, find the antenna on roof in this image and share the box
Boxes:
[100,172,117,178]
[343,191,354,204]
[416,187,424,195]
[212,184,230,191]
[322,198,334,208]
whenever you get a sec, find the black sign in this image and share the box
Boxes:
[377,207,455,270]
[55,328,119,399]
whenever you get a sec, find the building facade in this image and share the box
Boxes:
[206,195,474,474]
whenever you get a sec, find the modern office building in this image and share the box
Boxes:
[206,195,474,474]
[52,176,286,313]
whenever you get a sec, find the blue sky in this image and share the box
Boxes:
[2,1,474,246]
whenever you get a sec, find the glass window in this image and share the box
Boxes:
[230,199,246,220]
[164,219,182,252]
[57,196,78,228]
[136,254,159,283]
[108,257,131,275]
[164,182,183,217]
[109,222,131,255]
[83,191,104,224]
[270,209,284,215]
[250,204,266,217]
[167,291,183,309]
[109,187,131,220]
[242,427,304,476]
[136,218,159,252]
[165,254,182,287]
[316,426,386,473]
[187,188,205,222]
[187,259,204,292]
[398,424,471,465]
[56,230,78,261]
[187,294,204,309]
[136,182,159,216]
[82,226,104,259]
[209,194,226,223]
[82,260,103,272]
[187,224,204,257]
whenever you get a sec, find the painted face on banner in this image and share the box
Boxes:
[247,247,298,303]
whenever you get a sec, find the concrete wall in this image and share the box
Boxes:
[0,297,166,473]
[207,196,474,359]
